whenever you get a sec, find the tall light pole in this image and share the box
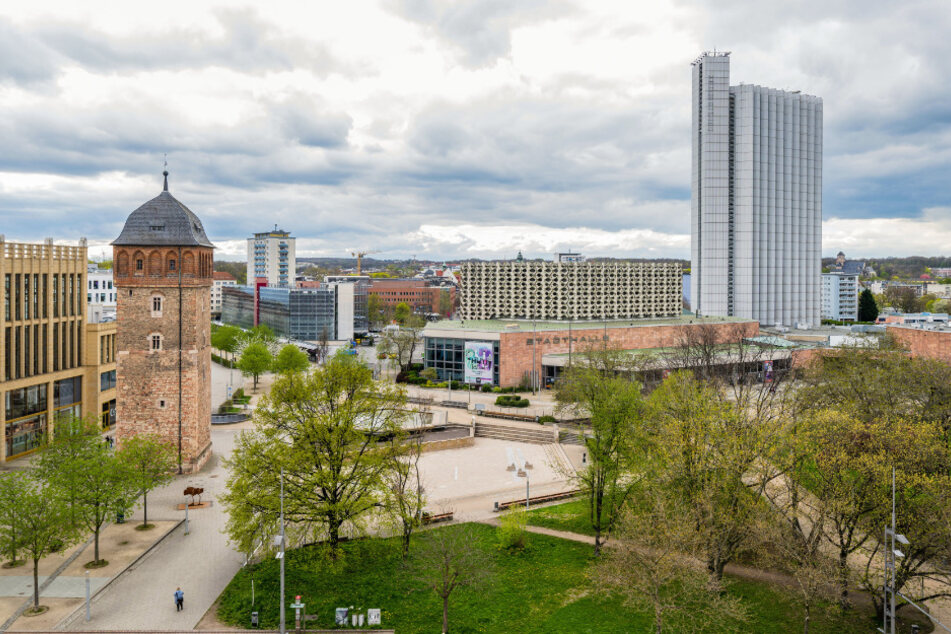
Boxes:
[279,467,286,634]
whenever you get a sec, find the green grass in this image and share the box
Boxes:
[216,522,883,633]
[526,499,596,536]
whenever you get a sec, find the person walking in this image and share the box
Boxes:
[174,587,184,612]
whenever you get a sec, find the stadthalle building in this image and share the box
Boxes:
[112,171,214,473]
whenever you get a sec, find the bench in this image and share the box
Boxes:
[421,511,454,525]
[494,489,582,512]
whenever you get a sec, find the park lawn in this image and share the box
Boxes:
[216,522,879,633]
[526,499,597,536]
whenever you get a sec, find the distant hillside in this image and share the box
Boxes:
[822,256,951,280]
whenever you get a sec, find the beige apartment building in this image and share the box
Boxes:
[0,237,116,462]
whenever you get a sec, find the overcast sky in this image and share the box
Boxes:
[1,0,949,261]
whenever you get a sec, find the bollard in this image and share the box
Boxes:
[85,570,90,621]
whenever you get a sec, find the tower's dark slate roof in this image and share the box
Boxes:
[113,175,214,248]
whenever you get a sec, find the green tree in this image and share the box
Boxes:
[857,288,878,322]
[438,290,452,317]
[394,302,412,325]
[19,475,75,613]
[367,293,388,330]
[647,371,776,581]
[595,487,747,634]
[238,342,272,390]
[556,345,646,555]
[222,354,409,557]
[211,324,242,357]
[118,434,176,529]
[0,471,29,566]
[272,344,310,374]
[36,418,136,566]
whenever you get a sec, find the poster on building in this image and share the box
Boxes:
[763,360,774,383]
[464,341,494,384]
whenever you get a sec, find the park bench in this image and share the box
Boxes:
[421,511,454,525]
[494,489,582,512]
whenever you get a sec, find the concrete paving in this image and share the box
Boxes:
[0,575,110,599]
[64,429,244,631]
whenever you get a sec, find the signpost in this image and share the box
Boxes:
[290,596,305,634]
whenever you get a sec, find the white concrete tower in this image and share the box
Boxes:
[691,52,822,327]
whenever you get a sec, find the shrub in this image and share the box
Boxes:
[538,415,556,424]
[409,362,424,372]
[497,506,528,551]
[420,367,438,382]
[233,388,245,400]
[495,395,531,408]
[481,384,493,393]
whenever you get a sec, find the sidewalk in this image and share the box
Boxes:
[64,429,244,631]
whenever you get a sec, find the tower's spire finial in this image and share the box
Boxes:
[163,153,169,192]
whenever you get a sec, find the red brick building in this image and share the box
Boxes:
[368,279,456,316]
[422,317,761,387]
[113,171,214,473]
[887,325,951,364]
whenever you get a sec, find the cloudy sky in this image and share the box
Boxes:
[1,0,950,261]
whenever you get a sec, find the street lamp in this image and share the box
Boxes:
[274,467,286,634]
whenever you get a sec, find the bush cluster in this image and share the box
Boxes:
[495,395,530,408]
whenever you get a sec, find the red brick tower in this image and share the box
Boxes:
[112,170,214,473]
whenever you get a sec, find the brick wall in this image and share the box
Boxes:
[887,326,951,364]
[115,259,213,473]
[497,320,759,387]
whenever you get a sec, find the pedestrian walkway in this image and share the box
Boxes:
[64,429,244,631]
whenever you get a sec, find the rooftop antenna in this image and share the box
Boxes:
[163,153,169,191]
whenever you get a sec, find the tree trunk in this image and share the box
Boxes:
[803,603,810,634]
[94,523,100,563]
[442,595,449,633]
[837,550,850,608]
[707,555,725,582]
[143,491,148,527]
[32,557,39,609]
[593,529,602,556]
[654,603,663,634]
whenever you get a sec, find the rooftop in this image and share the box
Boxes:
[423,314,752,334]
[112,172,213,248]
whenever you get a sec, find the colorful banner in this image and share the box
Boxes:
[464,341,494,384]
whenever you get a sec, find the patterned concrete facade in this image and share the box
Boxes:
[459,261,682,321]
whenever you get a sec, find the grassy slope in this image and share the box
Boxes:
[526,499,595,536]
[217,522,875,633]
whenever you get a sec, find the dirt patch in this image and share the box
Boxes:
[10,597,81,631]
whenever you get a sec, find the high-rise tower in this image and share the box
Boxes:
[112,171,214,473]
[691,52,822,327]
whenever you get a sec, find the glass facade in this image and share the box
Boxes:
[5,384,48,458]
[221,285,256,330]
[424,337,499,384]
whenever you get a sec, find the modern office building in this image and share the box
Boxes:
[112,171,214,473]
[211,271,236,319]
[221,281,366,341]
[821,273,858,322]
[1,237,117,463]
[87,264,116,306]
[247,228,295,288]
[459,260,682,321]
[691,51,823,327]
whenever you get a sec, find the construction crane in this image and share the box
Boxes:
[351,250,380,276]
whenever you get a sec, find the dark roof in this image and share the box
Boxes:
[113,177,214,248]
[838,261,865,275]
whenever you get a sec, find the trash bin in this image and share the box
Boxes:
[116,512,125,524]
[250,611,259,628]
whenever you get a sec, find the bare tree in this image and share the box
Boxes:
[384,432,425,559]
[378,327,422,373]
[413,524,493,634]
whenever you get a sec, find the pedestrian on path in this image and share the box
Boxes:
[174,587,184,611]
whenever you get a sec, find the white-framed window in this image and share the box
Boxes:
[149,333,163,351]
[151,294,164,317]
